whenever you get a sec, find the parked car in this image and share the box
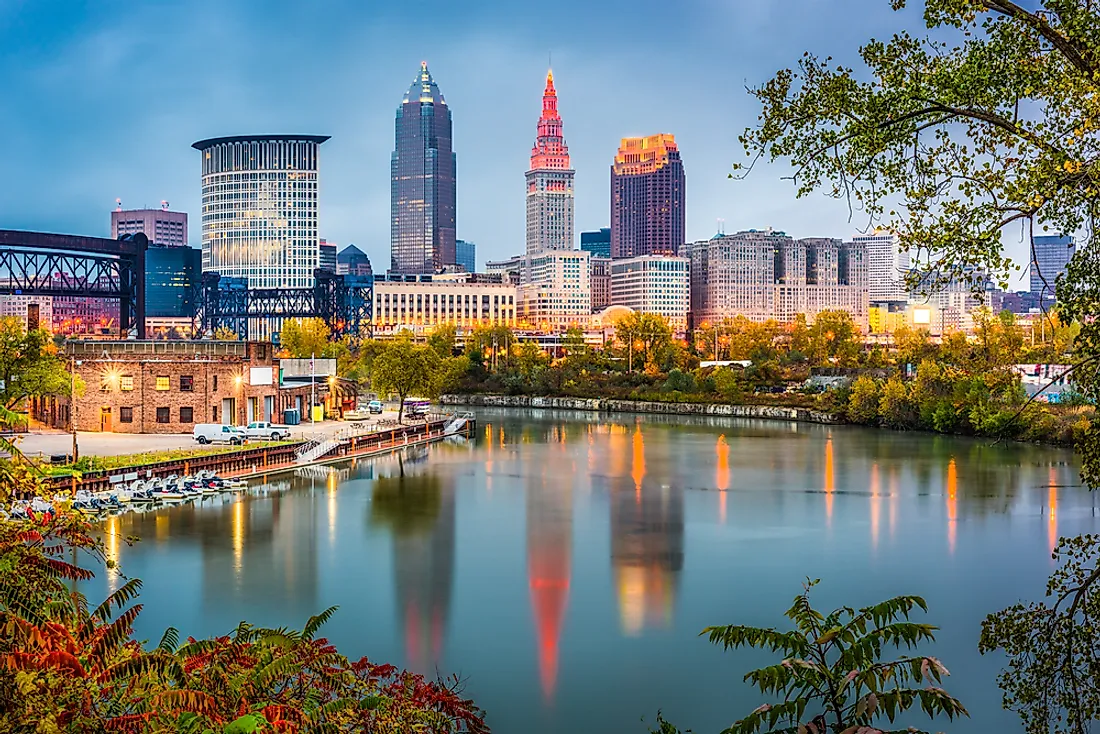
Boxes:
[343,409,370,420]
[193,424,246,445]
[368,400,384,414]
[243,421,292,440]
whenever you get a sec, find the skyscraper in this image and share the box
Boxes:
[391,62,456,274]
[192,135,328,290]
[580,228,611,258]
[318,239,337,273]
[455,239,476,273]
[610,135,685,259]
[112,206,187,247]
[336,245,373,276]
[1031,235,1076,302]
[526,70,575,255]
[852,230,910,303]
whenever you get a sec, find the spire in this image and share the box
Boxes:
[530,69,570,170]
[403,61,447,106]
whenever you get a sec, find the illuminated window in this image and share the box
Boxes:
[155,376,170,391]
[120,375,134,391]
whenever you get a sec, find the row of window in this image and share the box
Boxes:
[103,374,217,392]
[116,406,193,424]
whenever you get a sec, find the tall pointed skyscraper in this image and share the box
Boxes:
[391,62,457,274]
[526,70,575,255]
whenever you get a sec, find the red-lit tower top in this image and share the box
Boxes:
[530,70,571,170]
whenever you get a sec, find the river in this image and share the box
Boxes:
[92,408,1093,733]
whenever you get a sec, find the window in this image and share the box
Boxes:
[156,407,170,423]
[155,376,170,391]
[179,407,194,423]
[212,405,219,422]
[119,407,133,423]
[120,375,134,391]
[180,375,194,392]
[213,375,219,390]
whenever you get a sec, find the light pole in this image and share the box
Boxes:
[234,373,243,426]
[70,356,79,462]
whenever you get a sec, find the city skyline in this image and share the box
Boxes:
[0,0,1036,284]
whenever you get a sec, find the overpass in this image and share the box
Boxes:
[0,229,147,337]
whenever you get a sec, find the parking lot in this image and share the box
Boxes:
[14,409,407,460]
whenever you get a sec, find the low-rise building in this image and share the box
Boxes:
[609,254,689,331]
[0,295,52,331]
[516,249,591,330]
[372,274,517,335]
[41,340,315,434]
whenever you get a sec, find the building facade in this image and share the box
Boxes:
[589,256,611,311]
[0,295,52,331]
[455,239,476,273]
[609,255,690,331]
[853,231,910,303]
[145,243,201,319]
[372,274,516,334]
[610,135,685,259]
[516,250,591,330]
[192,135,328,290]
[581,228,611,258]
[318,239,337,272]
[1030,235,1076,302]
[391,62,457,274]
[111,207,188,247]
[689,231,868,328]
[55,340,311,434]
[526,70,574,255]
[336,244,373,276]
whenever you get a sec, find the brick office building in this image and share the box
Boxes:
[42,341,315,434]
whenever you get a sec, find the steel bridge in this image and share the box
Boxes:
[0,230,148,337]
[197,270,373,341]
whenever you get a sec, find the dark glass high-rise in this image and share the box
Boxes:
[390,62,457,274]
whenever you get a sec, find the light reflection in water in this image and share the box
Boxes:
[232,499,243,576]
[527,474,571,701]
[632,424,646,496]
[947,458,958,554]
[327,470,337,548]
[824,434,834,524]
[716,435,729,524]
[105,515,120,593]
[1049,466,1059,552]
[870,463,880,550]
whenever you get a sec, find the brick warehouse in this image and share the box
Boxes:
[38,341,317,434]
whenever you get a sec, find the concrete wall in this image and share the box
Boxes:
[439,394,841,425]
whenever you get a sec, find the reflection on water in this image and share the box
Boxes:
[93,409,1092,734]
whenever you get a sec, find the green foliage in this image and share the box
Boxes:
[879,376,916,430]
[981,534,1100,734]
[428,324,458,357]
[663,369,696,393]
[370,335,443,422]
[0,316,76,410]
[615,312,674,372]
[713,368,745,402]
[279,317,331,359]
[212,326,239,341]
[655,580,967,733]
[846,376,880,425]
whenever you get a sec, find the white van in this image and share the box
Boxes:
[193,424,245,445]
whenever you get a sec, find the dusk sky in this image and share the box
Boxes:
[0,0,1031,275]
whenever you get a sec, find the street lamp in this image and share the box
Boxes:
[70,357,82,462]
[234,372,243,426]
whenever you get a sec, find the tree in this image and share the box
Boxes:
[807,310,861,366]
[428,324,458,357]
[615,313,673,372]
[279,317,331,359]
[371,335,442,423]
[0,317,75,411]
[212,326,239,341]
[879,375,916,430]
[653,580,967,734]
[892,324,937,369]
[847,376,881,425]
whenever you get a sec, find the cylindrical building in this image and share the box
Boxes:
[192,135,329,290]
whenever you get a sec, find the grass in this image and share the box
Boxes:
[37,441,296,476]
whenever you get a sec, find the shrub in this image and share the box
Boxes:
[847,376,880,424]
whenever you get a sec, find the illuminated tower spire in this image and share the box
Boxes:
[526,69,575,255]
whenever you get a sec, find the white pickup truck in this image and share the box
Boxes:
[244,421,292,440]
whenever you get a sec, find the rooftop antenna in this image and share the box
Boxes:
[115,198,122,212]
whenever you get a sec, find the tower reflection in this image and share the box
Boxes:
[369,470,456,674]
[526,473,572,701]
[609,424,684,636]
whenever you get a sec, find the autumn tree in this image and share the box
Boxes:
[279,317,332,359]
[737,0,1100,728]
[212,326,239,341]
[615,312,673,372]
[0,317,76,412]
[371,335,442,422]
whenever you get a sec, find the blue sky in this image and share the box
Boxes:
[1,0,1025,273]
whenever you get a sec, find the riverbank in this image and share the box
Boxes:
[440,393,841,425]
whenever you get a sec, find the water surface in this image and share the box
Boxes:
[94,409,1092,733]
